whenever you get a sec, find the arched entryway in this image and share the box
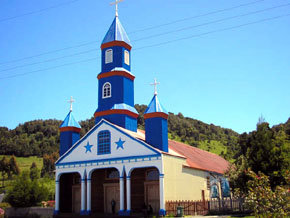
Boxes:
[130,167,160,215]
[59,172,82,213]
[90,167,121,214]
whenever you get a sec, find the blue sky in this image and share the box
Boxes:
[0,0,289,133]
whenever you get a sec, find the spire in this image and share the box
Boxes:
[60,97,81,129]
[102,16,131,45]
[144,94,168,115]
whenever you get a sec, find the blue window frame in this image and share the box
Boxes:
[98,130,111,155]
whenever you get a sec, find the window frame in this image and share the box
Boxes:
[105,49,113,64]
[124,50,130,65]
[102,82,112,99]
[97,130,111,155]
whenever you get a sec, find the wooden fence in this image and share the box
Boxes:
[165,198,246,216]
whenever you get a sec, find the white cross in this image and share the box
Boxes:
[150,78,160,95]
[67,96,75,112]
[110,0,123,17]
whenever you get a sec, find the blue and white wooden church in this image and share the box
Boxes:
[54,3,168,216]
[54,2,230,216]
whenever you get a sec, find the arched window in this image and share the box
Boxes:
[146,169,159,181]
[98,130,111,155]
[102,82,111,98]
[124,50,130,65]
[105,49,113,64]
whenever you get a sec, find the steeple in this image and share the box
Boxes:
[144,80,168,152]
[59,97,81,156]
[94,11,138,132]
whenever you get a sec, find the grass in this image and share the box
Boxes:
[0,155,44,191]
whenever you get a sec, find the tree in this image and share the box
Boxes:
[5,171,49,207]
[30,162,39,181]
[41,152,59,178]
[0,157,9,187]
[8,155,20,178]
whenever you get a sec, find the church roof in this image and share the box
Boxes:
[102,16,131,45]
[144,95,168,115]
[60,111,81,129]
[118,126,229,175]
[111,103,138,114]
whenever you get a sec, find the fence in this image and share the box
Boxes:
[165,198,246,216]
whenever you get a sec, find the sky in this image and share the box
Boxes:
[0,0,289,134]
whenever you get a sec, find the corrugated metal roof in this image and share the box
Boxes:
[59,111,81,128]
[144,95,168,114]
[102,16,131,45]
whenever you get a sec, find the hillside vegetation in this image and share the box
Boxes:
[0,104,289,162]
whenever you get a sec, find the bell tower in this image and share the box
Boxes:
[94,11,138,132]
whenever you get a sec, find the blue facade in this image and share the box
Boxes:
[60,131,80,156]
[95,114,137,132]
[95,16,137,131]
[145,117,168,152]
[97,76,134,112]
[101,46,131,72]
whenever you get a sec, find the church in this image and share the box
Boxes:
[54,5,230,217]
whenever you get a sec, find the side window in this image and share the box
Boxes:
[98,130,111,155]
[124,50,130,65]
[102,82,111,98]
[105,49,113,64]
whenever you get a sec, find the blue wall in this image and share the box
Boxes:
[60,131,80,156]
[145,117,168,152]
[95,114,137,132]
[101,46,131,72]
[97,76,134,112]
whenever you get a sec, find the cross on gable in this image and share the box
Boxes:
[150,78,160,96]
[68,96,75,112]
[110,0,124,17]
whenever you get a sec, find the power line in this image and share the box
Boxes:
[128,0,267,34]
[1,3,288,73]
[132,3,290,42]
[134,13,290,51]
[0,0,81,23]
[1,13,289,80]
[0,0,267,66]
[0,58,97,80]
[0,49,98,74]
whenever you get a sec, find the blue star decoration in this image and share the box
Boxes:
[84,142,93,153]
[115,138,125,150]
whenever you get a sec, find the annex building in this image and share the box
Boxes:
[54,9,230,217]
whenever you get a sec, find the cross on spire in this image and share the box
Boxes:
[150,78,160,96]
[67,96,75,112]
[110,0,124,17]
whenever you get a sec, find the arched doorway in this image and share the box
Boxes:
[59,172,81,213]
[130,167,160,214]
[90,168,120,214]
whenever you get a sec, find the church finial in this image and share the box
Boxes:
[68,96,75,112]
[110,0,123,17]
[150,78,160,96]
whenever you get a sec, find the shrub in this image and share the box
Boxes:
[0,202,10,210]
[5,171,49,207]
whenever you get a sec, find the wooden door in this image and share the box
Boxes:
[72,185,81,213]
[104,184,120,213]
[145,181,159,213]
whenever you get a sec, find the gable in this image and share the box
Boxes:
[56,120,160,165]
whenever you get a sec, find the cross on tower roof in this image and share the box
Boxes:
[150,78,160,96]
[110,0,124,17]
[67,96,75,112]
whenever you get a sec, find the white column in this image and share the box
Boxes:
[54,180,60,214]
[119,176,124,212]
[126,176,131,212]
[159,174,166,216]
[87,178,91,214]
[81,178,86,214]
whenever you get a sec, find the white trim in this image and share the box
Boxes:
[105,49,113,64]
[102,82,112,99]
[124,50,129,65]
